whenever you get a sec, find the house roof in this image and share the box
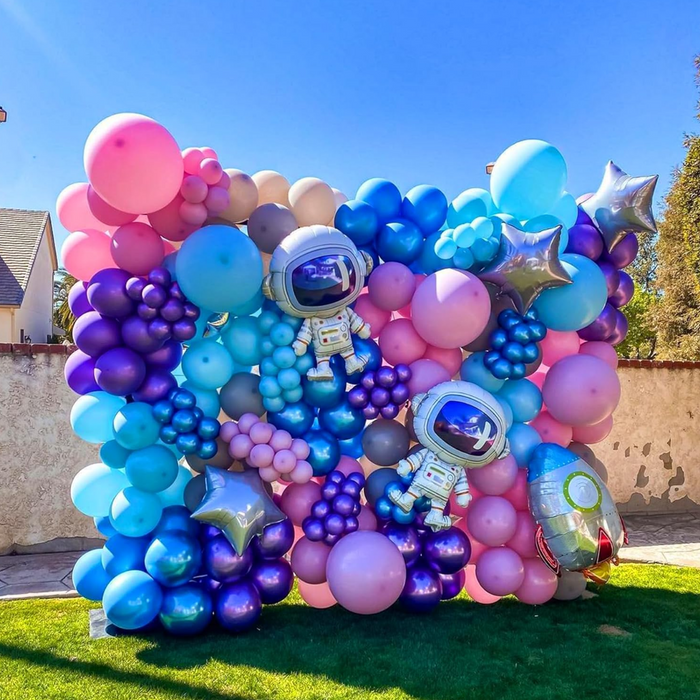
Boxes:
[0,208,58,307]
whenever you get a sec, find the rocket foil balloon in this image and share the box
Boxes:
[527,443,627,583]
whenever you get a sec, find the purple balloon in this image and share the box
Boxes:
[321,482,340,501]
[360,371,376,391]
[375,366,397,389]
[64,349,99,394]
[148,317,172,341]
[302,516,326,542]
[344,515,359,533]
[183,302,200,320]
[395,363,412,383]
[363,404,380,420]
[380,403,400,419]
[144,340,183,371]
[199,524,222,542]
[605,233,638,269]
[121,316,165,354]
[598,261,621,298]
[565,224,603,261]
[94,346,147,396]
[172,318,197,342]
[126,277,146,301]
[142,283,167,309]
[137,302,158,320]
[87,268,134,318]
[197,576,222,595]
[249,558,293,604]
[575,204,594,226]
[312,500,332,519]
[332,493,356,517]
[68,281,93,317]
[73,311,121,358]
[325,513,346,536]
[161,298,185,322]
[169,281,185,301]
[148,266,172,287]
[610,270,634,308]
[215,580,262,632]
[400,565,443,613]
[423,527,470,574]
[370,386,391,408]
[251,517,294,560]
[383,523,422,566]
[439,570,466,600]
[578,303,617,342]
[132,368,177,403]
[347,386,369,409]
[608,309,629,346]
[390,383,410,405]
[203,535,253,583]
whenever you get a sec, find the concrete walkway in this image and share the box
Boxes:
[1,513,699,601]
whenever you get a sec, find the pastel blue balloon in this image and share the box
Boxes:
[533,253,607,331]
[334,199,379,245]
[268,401,316,437]
[159,583,213,636]
[175,224,263,313]
[125,445,179,493]
[113,402,161,450]
[277,368,301,390]
[294,352,315,375]
[454,223,477,249]
[102,533,149,577]
[435,236,457,260]
[221,316,262,366]
[145,530,202,588]
[472,216,495,240]
[269,322,295,347]
[182,339,234,390]
[417,231,452,274]
[263,396,286,413]
[453,247,475,270]
[109,487,163,538]
[181,381,220,418]
[103,570,163,630]
[70,392,125,444]
[491,140,567,220]
[230,289,263,316]
[401,185,448,234]
[447,188,493,227]
[258,310,279,333]
[72,549,112,601]
[507,423,542,468]
[318,399,366,440]
[259,376,282,398]
[495,396,514,430]
[460,352,505,393]
[377,219,424,264]
[162,251,178,280]
[94,515,117,538]
[523,214,569,253]
[71,463,129,517]
[282,385,304,403]
[339,433,364,459]
[189,309,217,345]
[272,346,296,369]
[498,379,542,423]
[303,428,341,476]
[356,178,402,225]
[99,440,131,469]
[548,192,578,229]
[158,465,193,508]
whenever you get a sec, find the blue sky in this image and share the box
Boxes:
[1,0,698,253]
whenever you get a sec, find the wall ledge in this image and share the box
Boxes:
[0,343,76,355]
[617,359,700,369]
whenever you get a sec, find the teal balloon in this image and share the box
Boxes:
[181,381,220,418]
[294,353,315,375]
[523,214,569,253]
[159,583,213,636]
[72,549,112,601]
[277,368,301,391]
[230,289,263,316]
[145,531,202,588]
[356,178,402,225]
[103,570,163,630]
[548,192,578,229]
[282,385,304,403]
[102,534,149,577]
[71,463,129,518]
[259,376,282,398]
[125,445,179,493]
[100,440,131,469]
[113,402,160,450]
[162,251,178,280]
[175,224,263,313]
[302,369,346,409]
[318,399,366,440]
[158,465,193,508]
[401,185,448,234]
[272,345,296,369]
[263,396,285,413]
[269,322,295,347]
[339,433,364,458]
[533,254,608,331]
[498,379,542,423]
[460,352,505,393]
[153,505,200,538]
[260,357,279,376]
[495,396,513,430]
[267,401,315,438]
[302,428,341,476]
[447,188,493,227]
[490,140,567,220]
[507,423,542,468]
[377,219,424,264]
[109,487,163,538]
[334,199,379,245]
[257,310,279,333]
[189,309,217,345]
[182,339,234,390]
[221,316,262,366]
[417,231,452,274]
[344,337,381,384]
[70,391,125,444]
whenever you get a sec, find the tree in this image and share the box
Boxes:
[53,269,77,342]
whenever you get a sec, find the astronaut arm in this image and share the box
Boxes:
[454,469,472,508]
[292,319,313,356]
[347,307,371,339]
[397,449,428,476]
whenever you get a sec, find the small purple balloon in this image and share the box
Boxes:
[199,524,222,542]
[251,518,294,560]
[383,523,422,566]
[610,270,634,308]
[73,311,121,358]
[575,202,594,226]
[360,371,376,391]
[64,349,99,394]
[172,318,197,341]
[344,515,359,533]
[400,565,443,613]
[347,386,369,409]
[340,480,361,499]
[312,500,332,520]
[249,558,293,604]
[321,481,340,501]
[137,302,158,321]
[161,298,185,322]
[68,281,93,317]
[323,533,341,546]
[143,283,168,309]
[203,535,253,583]
[183,302,200,320]
[423,526,470,574]
[215,580,261,632]
[598,261,621,298]
[148,317,173,341]
[439,570,466,600]
[302,516,326,541]
[131,368,177,403]
[87,268,134,318]
[578,303,617,342]
[332,493,356,517]
[197,576,222,595]
[370,386,391,408]
[325,513,346,536]
[144,340,183,371]
[121,315,165,354]
[126,277,147,301]
[380,403,400,419]
[608,309,629,346]
[169,281,185,301]
[565,224,604,261]
[390,382,410,405]
[605,233,638,269]
[375,366,397,389]
[148,266,172,287]
[395,363,412,383]
[94,346,147,396]
[363,404,380,420]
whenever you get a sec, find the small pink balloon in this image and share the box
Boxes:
[237,413,260,435]
[540,330,580,367]
[379,318,427,366]
[468,453,518,495]
[397,274,425,318]
[298,580,337,608]
[269,429,293,451]
[529,369,548,391]
[259,465,281,482]
[502,469,529,511]
[249,443,275,468]
[368,261,416,311]
[148,194,198,242]
[467,496,518,547]
[87,186,137,226]
[357,505,378,531]
[204,186,230,215]
[290,536,330,584]
[280,481,322,525]
[421,345,463,377]
[229,434,254,460]
[200,147,218,160]
[249,421,274,445]
[290,438,311,460]
[407,359,451,398]
[111,222,165,275]
[220,421,240,442]
[179,200,208,226]
[217,171,231,190]
[273,449,297,474]
[57,182,114,233]
[448,490,470,519]
[336,455,364,478]
[61,229,114,282]
[354,293,392,339]
[475,546,525,597]
[199,158,223,185]
[180,175,208,204]
[530,410,573,447]
[572,415,614,444]
[182,147,205,175]
[506,511,538,558]
[579,341,619,369]
[455,519,488,564]
[464,563,501,604]
[515,557,558,605]
[290,460,313,484]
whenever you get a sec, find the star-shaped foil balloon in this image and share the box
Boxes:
[580,161,658,253]
[478,223,572,313]
[191,467,286,555]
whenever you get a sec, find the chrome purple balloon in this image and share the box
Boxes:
[383,523,422,566]
[565,224,603,261]
[64,349,99,395]
[598,261,621,298]
[604,232,638,269]
[423,526,470,574]
[399,565,442,613]
[608,309,629,346]
[121,316,165,354]
[73,311,121,358]
[610,270,634,308]
[215,580,262,633]
[203,535,253,583]
[68,280,93,317]
[148,266,172,288]
[87,268,134,318]
[94,346,146,396]
[249,558,293,604]
[131,368,177,403]
[439,569,466,600]
[251,518,294,560]
[144,340,183,371]
[578,303,617,342]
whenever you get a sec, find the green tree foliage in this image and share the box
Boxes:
[53,269,77,342]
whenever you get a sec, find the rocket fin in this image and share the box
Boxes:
[535,524,561,575]
[596,528,614,564]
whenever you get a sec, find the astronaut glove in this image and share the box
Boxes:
[292,340,307,357]
[396,460,412,477]
[357,325,371,340]
[456,492,472,509]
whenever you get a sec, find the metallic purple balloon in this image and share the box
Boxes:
[312,500,332,520]
[172,318,197,342]
[423,526,471,574]
[148,266,172,287]
[363,404,380,420]
[161,298,185,322]
[604,233,638,269]
[375,366,397,389]
[390,383,410,405]
[73,311,121,358]
[126,277,147,301]
[347,386,369,409]
[143,283,168,309]
[144,340,183,371]
[370,386,391,408]
[395,363,412,383]
[68,281,93,317]
[360,371,376,391]
[608,309,629,346]
[302,516,326,541]
[575,204,594,226]
[148,317,173,341]
[197,575,222,595]
[94,346,147,396]
[64,349,99,394]
[344,515,359,533]
[399,565,442,613]
[215,580,262,632]
[384,523,422,566]
[610,271,634,308]
[578,303,617,342]
[439,569,466,600]
[121,316,165,354]
[249,558,293,604]
[598,261,621,298]
[203,535,253,583]
[199,524,222,542]
[132,368,177,403]
[183,302,201,320]
[380,403,400,419]
[251,517,294,560]
[565,224,604,261]
[332,493,356,517]
[87,268,134,318]
[137,302,158,321]
[325,513,346,536]
[169,281,185,301]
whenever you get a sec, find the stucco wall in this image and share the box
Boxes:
[13,233,54,343]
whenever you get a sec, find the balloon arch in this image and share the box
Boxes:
[61,113,655,634]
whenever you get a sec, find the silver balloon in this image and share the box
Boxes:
[478,223,571,313]
[580,161,658,253]
[191,467,285,555]
[553,570,588,601]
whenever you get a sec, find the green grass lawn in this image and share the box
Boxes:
[1,564,700,700]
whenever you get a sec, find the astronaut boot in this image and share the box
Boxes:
[343,352,368,376]
[424,505,451,532]
[306,358,334,382]
[388,490,416,513]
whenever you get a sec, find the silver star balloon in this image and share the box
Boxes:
[580,161,658,253]
[478,223,572,313]
[191,467,285,555]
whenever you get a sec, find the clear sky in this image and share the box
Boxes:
[1,0,698,253]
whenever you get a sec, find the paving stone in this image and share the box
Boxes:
[0,552,81,585]
[0,581,77,600]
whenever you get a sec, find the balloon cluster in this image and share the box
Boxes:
[177,147,231,226]
[347,364,411,419]
[485,309,547,380]
[433,215,502,270]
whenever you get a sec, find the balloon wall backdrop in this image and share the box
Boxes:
[64,115,655,635]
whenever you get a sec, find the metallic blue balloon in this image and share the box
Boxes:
[172,409,197,433]
[152,400,174,424]
[102,534,149,577]
[103,570,163,630]
[203,535,253,582]
[144,531,202,588]
[249,558,293,604]
[365,468,400,508]
[153,505,200,538]
[377,219,424,264]
[176,432,202,455]
[383,523,422,566]
[251,517,294,560]
[391,504,416,525]
[197,417,220,441]
[318,398,366,440]
[439,570,466,600]
[159,582,213,636]
[374,496,393,520]
[343,337,382,384]
[302,428,340,476]
[302,369,347,410]
[199,523,222,542]
[215,580,262,632]
[339,433,364,458]
[423,527,471,575]
[267,401,316,438]
[399,565,443,613]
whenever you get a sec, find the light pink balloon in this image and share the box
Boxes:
[249,443,275,468]
[298,580,337,609]
[290,536,330,584]
[269,429,293,451]
[572,415,614,444]
[530,410,573,447]
[273,449,297,474]
[61,229,114,282]
[407,359,451,397]
[86,186,137,227]
[379,319,428,366]
[57,182,114,233]
[249,421,274,445]
[368,262,416,311]
[290,460,313,483]
[540,330,580,367]
[455,519,488,564]
[217,171,231,191]
[200,147,218,160]
[111,222,165,275]
[336,455,364,478]
[148,194,198,242]
[579,341,619,369]
[467,496,518,547]
[229,434,253,460]
[220,421,240,442]
[515,557,558,605]
[468,453,518,495]
[204,187,230,216]
[199,158,223,185]
[411,269,491,349]
[179,200,208,226]
[543,355,621,427]
[502,469,529,511]
[280,481,322,525]
[290,438,311,460]
[182,148,205,175]
[259,465,281,482]
[354,293,392,339]
[84,113,183,214]
[506,511,538,558]
[475,546,525,596]
[181,175,208,204]
[397,274,425,318]
[357,505,378,531]
[464,564,501,604]
[326,531,406,614]
[421,345,463,377]
[237,413,260,435]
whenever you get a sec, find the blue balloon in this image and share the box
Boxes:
[99,440,131,469]
[401,185,448,234]
[376,220,424,264]
[103,570,163,630]
[71,462,129,517]
[460,352,506,393]
[259,376,282,398]
[102,533,149,577]
[72,549,112,601]
[302,428,341,476]
[302,367,346,409]
[339,433,364,459]
[182,339,234,390]
[356,178,402,225]
[334,200,379,245]
[175,224,263,313]
[94,515,117,538]
[145,531,202,588]
[153,506,200,538]
[180,381,220,418]
[343,336,382,383]
[498,379,542,423]
[391,504,416,525]
[374,496,393,519]
[507,423,542,468]
[159,583,213,636]
[70,391,126,444]
[548,192,578,229]
[533,253,608,331]
[416,231,452,274]
[267,401,316,437]
[447,188,494,228]
[495,396,514,430]
[318,398,366,440]
[230,289,263,316]
[113,402,161,450]
[125,445,179,493]
[109,487,163,538]
[221,316,262,366]
[523,214,569,253]
[158,465,193,508]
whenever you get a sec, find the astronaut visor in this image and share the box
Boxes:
[291,254,357,308]
[433,400,498,457]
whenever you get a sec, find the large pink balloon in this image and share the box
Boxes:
[280,481,322,525]
[111,222,165,275]
[421,345,463,377]
[326,531,406,614]
[84,113,184,214]
[56,183,115,233]
[467,454,518,495]
[515,557,558,605]
[298,580,337,609]
[336,455,364,478]
[357,505,378,531]
[61,229,114,282]
[502,469,529,511]
[379,319,427,366]
[539,330,580,367]
[87,186,137,227]
[354,293,391,339]
[543,354,621,427]
[466,496,518,547]
[529,410,573,447]
[571,415,614,444]
[475,546,525,597]
[464,564,500,604]
[291,536,330,584]
[455,519,489,564]
[368,262,416,311]
[579,341,619,369]
[407,359,451,397]
[411,269,491,349]
[506,511,538,558]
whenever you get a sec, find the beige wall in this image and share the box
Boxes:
[0,310,13,342]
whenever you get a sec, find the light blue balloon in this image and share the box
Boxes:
[162,251,178,280]
[453,247,475,270]
[498,379,542,423]
[103,570,163,630]
[269,322,295,347]
[272,346,297,369]
[230,289,263,316]
[523,214,569,253]
[356,178,402,225]
[263,396,286,413]
[70,392,125,444]
[175,224,263,313]
[180,381,220,418]
[460,352,505,393]
[158,465,193,508]
[109,487,163,538]
[495,396,514,430]
[125,445,179,493]
[277,368,301,390]
[72,549,112,601]
[182,339,234,390]
[282,385,304,403]
[94,515,117,538]
[113,402,160,450]
[259,376,282,398]
[454,223,477,249]
[491,140,567,220]
[447,188,493,227]
[435,236,457,260]
[221,316,262,366]
[416,231,452,274]
[548,192,578,229]
[401,185,448,234]
[102,533,149,577]
[71,463,129,518]
[507,423,542,468]
[99,440,131,469]
[472,216,494,240]
[533,254,608,331]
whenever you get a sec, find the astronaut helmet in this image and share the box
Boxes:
[410,380,509,468]
[262,225,374,319]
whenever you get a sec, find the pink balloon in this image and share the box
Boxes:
[148,194,198,242]
[357,505,378,531]
[397,274,425,318]
[237,413,260,435]
[368,261,416,311]
[515,557,558,605]
[506,511,538,558]
[60,229,114,282]
[572,415,614,444]
[162,239,176,256]
[180,175,208,204]
[204,187,230,215]
[354,293,391,338]
[290,460,313,483]
[249,443,275,468]
[199,158,223,185]
[273,449,297,474]
[182,147,205,175]
[84,113,184,214]
[467,496,518,547]
[249,421,274,445]
[291,536,331,584]
[290,438,311,460]
[259,465,281,482]
[86,186,137,227]
[200,147,218,160]
[336,455,364,478]
[57,182,114,233]
[217,171,231,191]
[379,319,427,366]
[111,222,165,275]
[220,421,240,442]
[298,580,337,609]
[407,359,451,397]
[464,564,501,604]
[529,369,548,391]
[502,469,529,511]
[280,481,322,525]
[579,341,619,369]
[475,546,525,596]
[269,429,293,451]
[540,330,580,367]
[467,454,518,495]
[179,201,208,226]
[421,345,463,377]
[455,519,489,564]
[326,531,406,614]
[543,355,621,427]
[530,410,573,447]
[229,434,253,460]
[411,269,491,349]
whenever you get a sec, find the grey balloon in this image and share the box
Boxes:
[554,570,588,601]
[184,474,206,512]
[364,467,400,507]
[463,282,517,352]
[247,203,298,254]
[186,436,234,473]
[362,419,410,467]
[220,372,265,420]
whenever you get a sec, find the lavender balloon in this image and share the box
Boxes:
[598,261,621,298]
[68,281,93,317]
[610,271,634,308]
[249,558,293,604]
[215,580,262,632]
[87,268,134,317]
[578,303,617,342]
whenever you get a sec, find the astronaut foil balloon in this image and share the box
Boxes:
[389,380,510,531]
[527,443,627,584]
[262,225,374,381]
